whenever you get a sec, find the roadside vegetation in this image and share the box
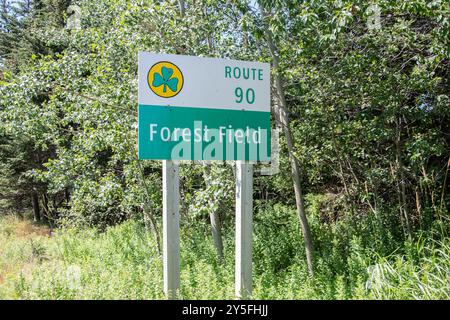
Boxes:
[1,208,448,299]
[0,0,448,300]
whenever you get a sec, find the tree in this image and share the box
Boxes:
[257,1,315,276]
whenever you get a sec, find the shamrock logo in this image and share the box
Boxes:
[148,62,184,98]
[152,66,179,93]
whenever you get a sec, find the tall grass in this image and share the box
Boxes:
[366,239,450,299]
[0,205,448,300]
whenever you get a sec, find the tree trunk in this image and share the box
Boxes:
[41,193,49,223]
[200,2,224,262]
[203,164,224,261]
[259,4,314,276]
[395,117,412,240]
[178,0,186,17]
[64,187,70,205]
[136,160,162,255]
[31,191,40,222]
[210,209,224,261]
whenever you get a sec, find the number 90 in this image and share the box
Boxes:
[235,87,255,104]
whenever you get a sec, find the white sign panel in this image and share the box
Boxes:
[138,52,270,112]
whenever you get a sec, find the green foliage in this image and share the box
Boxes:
[253,204,304,275]
[1,212,448,299]
[366,239,450,299]
[188,164,233,220]
[0,0,449,300]
[1,0,448,229]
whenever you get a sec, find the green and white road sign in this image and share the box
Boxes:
[138,52,271,161]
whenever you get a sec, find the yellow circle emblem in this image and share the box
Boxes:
[148,61,184,98]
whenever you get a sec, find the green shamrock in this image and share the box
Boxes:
[152,66,179,93]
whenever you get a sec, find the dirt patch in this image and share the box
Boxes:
[3,218,51,239]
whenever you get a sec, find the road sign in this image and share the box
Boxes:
[138,52,271,162]
[138,52,270,299]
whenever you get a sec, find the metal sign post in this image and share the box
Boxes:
[235,161,253,299]
[162,160,180,299]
